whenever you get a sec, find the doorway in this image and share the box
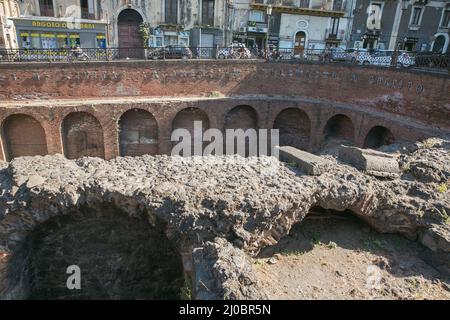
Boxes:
[118,9,143,58]
[294,31,306,55]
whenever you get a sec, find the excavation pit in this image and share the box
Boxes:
[6,205,185,300]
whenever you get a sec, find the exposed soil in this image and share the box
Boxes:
[254,210,450,300]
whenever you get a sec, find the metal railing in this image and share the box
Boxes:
[0,46,448,72]
[0,47,253,62]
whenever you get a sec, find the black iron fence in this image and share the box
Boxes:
[0,46,448,72]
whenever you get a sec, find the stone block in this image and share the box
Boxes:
[338,145,400,178]
[276,146,332,175]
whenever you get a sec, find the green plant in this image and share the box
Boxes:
[139,22,151,47]
[440,209,449,225]
[180,278,192,300]
[402,162,411,172]
[327,241,338,249]
[254,259,265,266]
[417,209,424,218]
[437,183,448,193]
[422,138,437,148]
[363,237,387,250]
[311,232,321,245]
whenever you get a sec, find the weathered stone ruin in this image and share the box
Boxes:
[0,137,449,299]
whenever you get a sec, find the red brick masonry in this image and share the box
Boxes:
[0,60,448,161]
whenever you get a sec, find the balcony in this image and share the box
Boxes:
[250,1,345,18]
[325,28,344,41]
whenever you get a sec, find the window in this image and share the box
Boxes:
[333,0,343,11]
[39,0,54,17]
[299,0,309,8]
[202,0,214,26]
[330,17,340,36]
[440,7,450,28]
[165,0,178,24]
[410,6,423,26]
[81,0,95,19]
[249,10,264,23]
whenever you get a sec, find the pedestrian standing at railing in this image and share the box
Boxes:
[323,44,331,63]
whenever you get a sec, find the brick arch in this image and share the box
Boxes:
[224,105,259,157]
[118,109,158,157]
[1,114,48,161]
[273,108,311,150]
[364,125,395,149]
[224,105,258,130]
[172,107,210,156]
[61,112,105,159]
[323,114,355,145]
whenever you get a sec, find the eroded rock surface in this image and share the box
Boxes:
[0,137,449,299]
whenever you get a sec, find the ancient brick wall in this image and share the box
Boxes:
[1,114,48,160]
[0,61,449,161]
[61,112,105,159]
[273,108,311,151]
[172,107,210,156]
[118,109,159,157]
[0,97,440,161]
[0,60,448,129]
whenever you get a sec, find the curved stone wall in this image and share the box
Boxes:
[0,61,448,161]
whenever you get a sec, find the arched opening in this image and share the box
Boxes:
[172,107,210,156]
[273,108,311,150]
[364,126,395,149]
[62,112,105,160]
[2,114,48,161]
[432,35,446,53]
[322,114,354,150]
[224,105,258,157]
[224,105,258,131]
[294,31,307,56]
[118,109,158,157]
[7,205,184,299]
[118,9,144,59]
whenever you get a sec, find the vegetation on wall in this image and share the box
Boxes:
[139,22,151,47]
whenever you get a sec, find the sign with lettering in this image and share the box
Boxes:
[31,21,95,29]
[12,18,106,32]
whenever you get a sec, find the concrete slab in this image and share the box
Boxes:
[338,145,400,178]
[276,146,332,175]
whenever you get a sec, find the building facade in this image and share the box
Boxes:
[2,0,449,53]
[228,0,355,52]
[0,0,20,49]
[349,0,450,52]
[2,0,229,55]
